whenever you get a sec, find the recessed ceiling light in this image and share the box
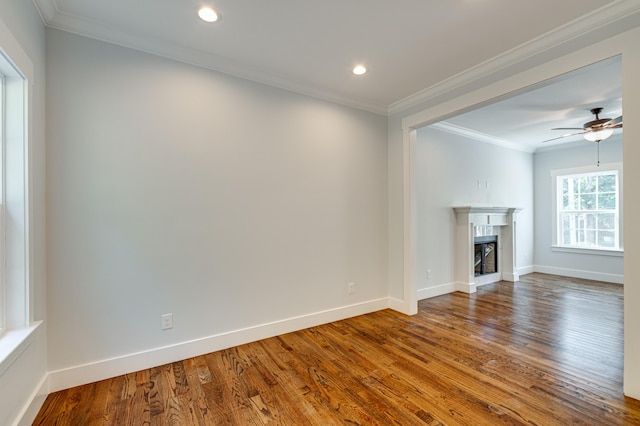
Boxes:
[198,6,219,23]
[352,65,367,76]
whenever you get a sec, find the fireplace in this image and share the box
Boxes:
[453,206,522,293]
[474,235,498,276]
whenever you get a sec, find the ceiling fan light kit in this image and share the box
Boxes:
[584,128,614,142]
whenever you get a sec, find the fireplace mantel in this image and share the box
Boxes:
[453,206,519,225]
[453,206,522,293]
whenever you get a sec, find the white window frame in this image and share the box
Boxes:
[551,162,623,256]
[0,68,5,334]
[0,71,4,334]
[0,18,39,375]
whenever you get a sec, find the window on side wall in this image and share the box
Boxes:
[0,42,31,338]
[0,71,4,334]
[552,163,623,253]
[0,20,36,372]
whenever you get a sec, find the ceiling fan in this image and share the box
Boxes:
[543,107,623,143]
[543,107,622,166]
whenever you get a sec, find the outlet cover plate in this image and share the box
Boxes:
[161,313,173,330]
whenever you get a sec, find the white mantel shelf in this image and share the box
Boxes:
[453,206,520,213]
[453,206,523,293]
[453,206,522,224]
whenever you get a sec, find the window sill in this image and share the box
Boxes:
[0,321,42,378]
[551,245,624,257]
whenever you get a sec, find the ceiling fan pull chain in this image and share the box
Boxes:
[597,141,600,167]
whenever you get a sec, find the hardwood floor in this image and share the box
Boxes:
[34,273,640,425]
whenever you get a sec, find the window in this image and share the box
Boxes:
[0,71,3,334]
[553,163,623,252]
[0,21,32,343]
[0,18,38,375]
[0,69,4,335]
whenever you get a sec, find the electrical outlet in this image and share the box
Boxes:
[161,313,173,330]
[427,269,431,279]
[347,282,355,294]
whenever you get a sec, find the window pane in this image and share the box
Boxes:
[598,193,616,210]
[598,174,617,192]
[570,178,579,195]
[562,213,574,245]
[585,230,596,246]
[580,176,598,193]
[562,194,576,210]
[580,194,596,210]
[563,212,578,228]
[577,177,585,193]
[584,214,597,230]
[598,231,616,248]
[598,213,616,230]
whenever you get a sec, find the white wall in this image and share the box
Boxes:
[534,137,623,282]
[0,1,48,425]
[45,29,388,388]
[415,127,534,297]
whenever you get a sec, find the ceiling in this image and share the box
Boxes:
[33,1,635,148]
[436,56,623,153]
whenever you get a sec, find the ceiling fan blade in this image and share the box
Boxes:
[546,108,620,144]
[542,131,586,143]
[604,115,623,128]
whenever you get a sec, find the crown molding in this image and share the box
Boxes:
[32,0,59,24]
[30,0,388,115]
[31,0,640,117]
[388,0,640,116]
[431,122,534,153]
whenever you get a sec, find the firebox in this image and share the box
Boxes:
[474,235,498,276]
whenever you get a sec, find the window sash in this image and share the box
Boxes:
[555,170,620,250]
[0,73,4,334]
[559,212,619,248]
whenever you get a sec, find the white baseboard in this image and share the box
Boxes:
[418,283,456,300]
[502,272,519,282]
[533,265,623,284]
[518,265,535,276]
[416,265,620,302]
[457,281,476,294]
[418,281,476,300]
[475,272,501,287]
[48,298,389,393]
[387,297,416,315]
[15,374,48,426]
[417,267,540,301]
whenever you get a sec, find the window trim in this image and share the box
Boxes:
[0,71,4,334]
[0,16,34,371]
[551,162,624,252]
[550,245,623,257]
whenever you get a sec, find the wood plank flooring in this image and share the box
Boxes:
[34,273,640,425]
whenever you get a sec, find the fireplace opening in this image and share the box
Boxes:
[474,235,498,276]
